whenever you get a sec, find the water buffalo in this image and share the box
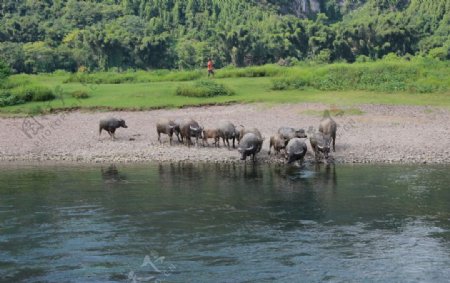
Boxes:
[202,128,221,147]
[237,127,263,142]
[319,110,337,152]
[99,118,128,140]
[173,118,183,142]
[285,138,308,164]
[218,121,237,149]
[310,132,331,162]
[238,133,263,162]
[278,127,307,145]
[180,118,203,147]
[237,127,263,152]
[156,118,176,145]
[268,133,287,155]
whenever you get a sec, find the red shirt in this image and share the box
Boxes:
[207,60,213,70]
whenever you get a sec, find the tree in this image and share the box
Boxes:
[0,60,11,84]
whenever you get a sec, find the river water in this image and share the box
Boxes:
[0,163,449,282]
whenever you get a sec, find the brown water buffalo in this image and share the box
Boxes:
[319,110,337,152]
[202,128,221,147]
[99,118,128,140]
[268,133,287,155]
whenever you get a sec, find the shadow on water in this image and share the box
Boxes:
[100,164,128,184]
[260,163,338,230]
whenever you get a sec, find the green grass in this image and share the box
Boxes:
[1,60,450,116]
[176,80,235,97]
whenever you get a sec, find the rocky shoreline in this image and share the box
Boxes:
[1,103,449,164]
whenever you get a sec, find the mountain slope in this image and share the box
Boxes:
[0,0,448,72]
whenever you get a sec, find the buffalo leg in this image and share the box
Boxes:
[332,133,336,152]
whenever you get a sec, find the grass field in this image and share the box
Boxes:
[1,59,450,116]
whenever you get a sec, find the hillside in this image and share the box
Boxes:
[0,0,449,73]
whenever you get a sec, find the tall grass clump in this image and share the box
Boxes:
[216,64,286,78]
[0,76,55,107]
[65,72,137,84]
[11,84,55,101]
[176,80,235,98]
[271,59,450,93]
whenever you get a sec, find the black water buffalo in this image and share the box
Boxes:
[156,118,176,145]
[173,118,183,142]
[285,138,307,164]
[237,127,263,152]
[319,110,337,152]
[217,121,237,149]
[99,118,128,140]
[180,118,203,147]
[310,132,331,162]
[237,127,262,142]
[278,127,307,145]
[238,133,263,162]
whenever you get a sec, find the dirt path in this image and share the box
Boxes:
[1,103,449,164]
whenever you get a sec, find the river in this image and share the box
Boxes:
[0,163,449,282]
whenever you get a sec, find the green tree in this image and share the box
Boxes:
[0,60,11,84]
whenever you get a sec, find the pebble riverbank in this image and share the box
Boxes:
[1,103,449,164]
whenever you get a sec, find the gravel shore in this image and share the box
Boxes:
[1,103,449,164]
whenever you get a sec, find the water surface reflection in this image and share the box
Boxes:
[0,163,449,282]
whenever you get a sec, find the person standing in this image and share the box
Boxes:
[207,58,214,77]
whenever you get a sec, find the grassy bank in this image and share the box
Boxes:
[1,58,449,116]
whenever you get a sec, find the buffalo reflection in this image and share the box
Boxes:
[101,164,127,183]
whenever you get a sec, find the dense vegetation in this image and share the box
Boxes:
[0,0,449,73]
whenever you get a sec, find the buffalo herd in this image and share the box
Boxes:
[99,111,337,164]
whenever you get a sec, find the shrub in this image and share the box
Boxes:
[78,65,88,73]
[11,85,55,102]
[176,80,235,97]
[428,47,449,61]
[0,91,25,107]
[314,49,332,64]
[271,78,291,90]
[71,90,90,99]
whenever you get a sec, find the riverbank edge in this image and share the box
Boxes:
[2,103,449,166]
[0,154,445,165]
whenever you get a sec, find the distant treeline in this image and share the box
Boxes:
[0,0,449,73]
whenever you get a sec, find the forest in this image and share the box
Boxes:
[0,0,449,73]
